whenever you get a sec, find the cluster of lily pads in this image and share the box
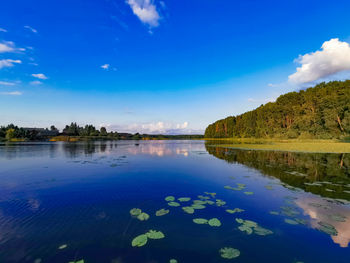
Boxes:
[193,218,221,227]
[235,218,273,236]
[130,208,150,221]
[224,183,254,195]
[132,230,165,247]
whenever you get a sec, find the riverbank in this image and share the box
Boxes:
[205,139,350,153]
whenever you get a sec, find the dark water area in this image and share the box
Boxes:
[0,141,349,263]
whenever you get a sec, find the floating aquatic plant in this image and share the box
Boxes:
[265,185,273,190]
[193,218,208,224]
[156,209,169,216]
[168,202,180,207]
[329,214,346,222]
[269,211,279,215]
[244,192,253,195]
[219,247,240,259]
[169,259,178,263]
[191,204,206,209]
[130,208,142,216]
[58,244,67,249]
[216,199,226,206]
[132,234,148,247]
[165,196,175,202]
[208,218,221,227]
[182,206,195,214]
[204,192,216,198]
[178,197,191,202]
[206,200,215,205]
[146,230,165,239]
[226,208,244,214]
[317,221,338,236]
[198,195,210,200]
[137,212,150,221]
[69,260,84,263]
[284,218,298,225]
[236,218,273,236]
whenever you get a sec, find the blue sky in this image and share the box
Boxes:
[1,0,350,134]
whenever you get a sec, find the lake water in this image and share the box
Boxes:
[0,140,349,263]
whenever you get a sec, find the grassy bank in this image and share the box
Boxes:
[205,139,350,153]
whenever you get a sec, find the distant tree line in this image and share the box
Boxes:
[205,80,350,139]
[0,122,203,141]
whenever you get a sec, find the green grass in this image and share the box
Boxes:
[205,139,350,153]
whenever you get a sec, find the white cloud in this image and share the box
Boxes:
[101,64,110,70]
[0,28,7,32]
[0,41,25,53]
[108,121,200,134]
[0,81,16,86]
[24,25,38,33]
[289,38,350,84]
[0,91,22,96]
[0,59,22,69]
[126,0,160,27]
[31,73,48,79]
[30,80,42,85]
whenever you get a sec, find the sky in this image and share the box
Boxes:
[1,0,350,134]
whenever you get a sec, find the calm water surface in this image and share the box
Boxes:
[0,140,349,263]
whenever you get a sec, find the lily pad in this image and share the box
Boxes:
[130,208,142,216]
[208,218,221,227]
[132,234,148,247]
[317,221,338,236]
[269,211,279,215]
[58,244,67,249]
[238,225,253,234]
[182,206,195,214]
[165,196,175,202]
[329,214,346,222]
[168,202,180,207]
[226,208,244,214]
[284,218,298,225]
[193,218,208,224]
[178,197,191,202]
[169,259,178,263]
[216,199,226,206]
[156,209,169,216]
[137,212,150,221]
[191,204,206,209]
[146,230,165,239]
[254,226,273,235]
[244,192,254,195]
[198,195,210,200]
[69,260,84,263]
[219,247,240,259]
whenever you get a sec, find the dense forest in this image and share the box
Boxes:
[0,122,203,141]
[205,80,350,139]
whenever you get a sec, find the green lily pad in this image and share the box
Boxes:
[182,206,195,214]
[244,192,254,195]
[208,218,221,227]
[132,234,148,247]
[226,208,244,214]
[216,199,226,206]
[193,200,207,205]
[254,226,273,235]
[169,259,178,263]
[146,230,165,239]
[156,209,169,216]
[206,200,215,205]
[265,185,273,190]
[137,212,150,221]
[284,218,298,225]
[58,244,67,249]
[168,202,180,207]
[130,208,142,216]
[193,218,208,224]
[269,211,279,215]
[178,197,191,202]
[165,196,175,202]
[219,247,240,259]
[198,195,210,200]
[317,221,338,236]
[238,225,253,234]
[191,204,206,209]
[329,214,346,222]
[69,260,84,263]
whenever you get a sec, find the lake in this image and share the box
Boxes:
[0,140,349,263]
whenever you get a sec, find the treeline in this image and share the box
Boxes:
[0,122,203,141]
[205,80,350,139]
